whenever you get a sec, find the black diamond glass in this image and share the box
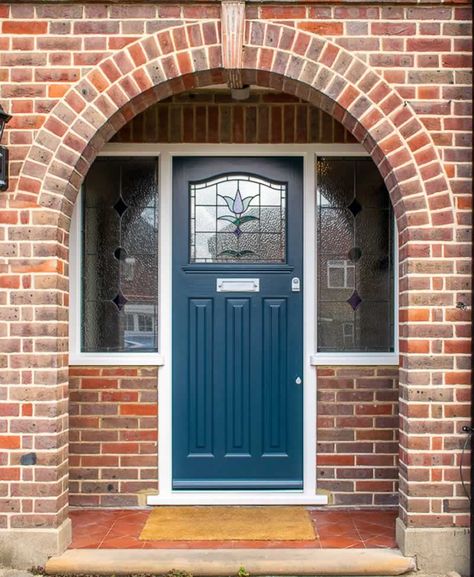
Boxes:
[111,290,128,311]
[346,289,362,311]
[347,197,362,217]
[113,196,129,217]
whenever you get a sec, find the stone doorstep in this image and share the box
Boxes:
[45,548,416,576]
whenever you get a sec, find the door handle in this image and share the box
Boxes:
[295,377,302,385]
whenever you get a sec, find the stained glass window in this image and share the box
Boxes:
[81,157,159,353]
[317,157,394,353]
[190,174,287,263]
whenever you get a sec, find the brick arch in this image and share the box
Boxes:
[15,21,454,233]
[5,20,466,551]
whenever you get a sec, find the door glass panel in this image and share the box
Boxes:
[190,174,287,263]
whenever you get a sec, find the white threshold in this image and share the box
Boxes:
[147,492,328,506]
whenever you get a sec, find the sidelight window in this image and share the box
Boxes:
[80,156,159,354]
[316,157,395,355]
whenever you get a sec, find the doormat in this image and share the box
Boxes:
[139,506,316,541]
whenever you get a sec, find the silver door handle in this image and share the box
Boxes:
[295,377,302,385]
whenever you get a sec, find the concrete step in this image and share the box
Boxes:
[45,548,416,576]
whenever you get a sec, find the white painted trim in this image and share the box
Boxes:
[69,142,399,506]
[311,353,399,366]
[302,151,317,500]
[101,143,366,156]
[69,193,82,362]
[158,151,173,498]
[69,353,164,366]
[147,492,329,505]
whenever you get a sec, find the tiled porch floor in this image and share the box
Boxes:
[70,508,398,549]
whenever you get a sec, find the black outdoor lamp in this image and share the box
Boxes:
[0,104,12,192]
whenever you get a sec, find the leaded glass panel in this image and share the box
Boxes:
[317,157,394,353]
[190,174,287,263]
[81,157,159,353]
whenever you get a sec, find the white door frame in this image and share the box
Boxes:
[90,142,367,505]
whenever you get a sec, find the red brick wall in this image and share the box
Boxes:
[112,91,356,144]
[1,2,470,207]
[317,367,399,507]
[69,367,158,507]
[0,1,470,533]
[67,364,400,509]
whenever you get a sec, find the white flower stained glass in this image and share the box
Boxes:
[190,174,287,263]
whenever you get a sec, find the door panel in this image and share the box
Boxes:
[225,298,251,457]
[188,298,214,456]
[172,157,303,490]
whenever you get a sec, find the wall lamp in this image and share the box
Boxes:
[0,104,12,192]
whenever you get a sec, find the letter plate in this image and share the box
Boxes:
[216,278,260,292]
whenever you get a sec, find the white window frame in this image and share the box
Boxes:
[69,143,398,505]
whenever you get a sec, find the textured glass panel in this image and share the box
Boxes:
[84,162,120,208]
[82,253,119,302]
[319,208,353,255]
[317,157,394,353]
[317,302,356,351]
[355,160,389,209]
[356,208,390,257]
[121,207,158,253]
[81,157,159,353]
[196,206,217,232]
[316,158,354,208]
[84,207,120,251]
[356,254,391,301]
[356,301,392,351]
[121,159,157,206]
[190,173,287,263]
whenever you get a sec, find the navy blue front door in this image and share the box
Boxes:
[172,157,303,490]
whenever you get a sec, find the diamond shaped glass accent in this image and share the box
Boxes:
[114,247,127,261]
[348,247,362,262]
[347,197,362,217]
[113,196,128,217]
[111,290,128,311]
[347,289,362,311]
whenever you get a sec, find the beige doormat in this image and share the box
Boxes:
[139,506,316,541]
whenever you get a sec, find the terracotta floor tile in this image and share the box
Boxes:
[69,536,103,549]
[99,536,145,549]
[317,525,359,538]
[318,536,365,549]
[68,507,396,550]
[362,535,398,548]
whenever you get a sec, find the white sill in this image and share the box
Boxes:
[69,353,164,366]
[311,353,399,366]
